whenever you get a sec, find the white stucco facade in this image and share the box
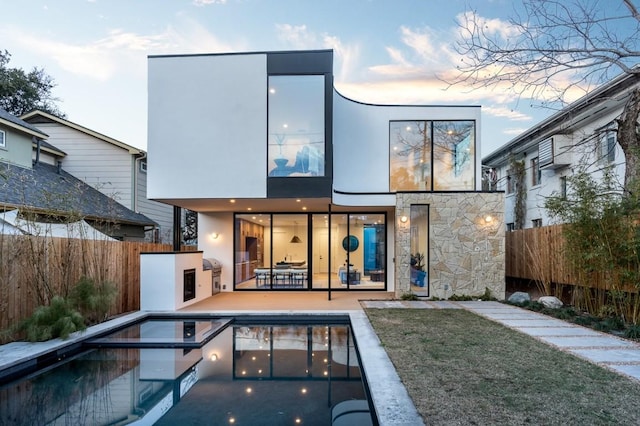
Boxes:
[146,49,504,300]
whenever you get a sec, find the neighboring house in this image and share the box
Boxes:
[0,107,156,240]
[20,110,173,242]
[483,71,639,230]
[146,49,504,300]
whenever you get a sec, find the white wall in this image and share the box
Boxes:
[34,123,135,208]
[147,54,268,200]
[332,92,482,200]
[140,252,211,309]
[499,107,626,228]
[198,212,234,291]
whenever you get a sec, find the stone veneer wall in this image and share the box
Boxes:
[395,192,505,300]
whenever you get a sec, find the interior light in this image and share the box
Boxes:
[230,199,236,203]
[247,207,252,211]
[269,88,275,94]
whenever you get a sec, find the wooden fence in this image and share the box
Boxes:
[506,224,578,285]
[0,235,195,334]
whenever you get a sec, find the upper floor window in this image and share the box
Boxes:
[268,75,325,177]
[531,157,541,186]
[506,171,515,195]
[0,130,5,148]
[389,120,475,191]
[600,132,616,164]
[532,218,542,228]
[560,175,567,199]
[140,160,147,173]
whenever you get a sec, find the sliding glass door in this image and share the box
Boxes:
[234,212,385,291]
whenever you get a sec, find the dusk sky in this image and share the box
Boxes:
[1,0,632,156]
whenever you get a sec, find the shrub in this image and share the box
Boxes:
[18,296,85,342]
[68,276,117,325]
[624,324,640,339]
[401,292,419,301]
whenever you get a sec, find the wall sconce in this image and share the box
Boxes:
[484,215,493,224]
[400,216,409,223]
[210,353,219,362]
[211,232,220,239]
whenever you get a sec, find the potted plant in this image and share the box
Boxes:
[410,253,427,287]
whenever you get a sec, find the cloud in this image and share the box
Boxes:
[0,17,240,81]
[502,127,530,136]
[275,24,318,50]
[482,106,531,121]
[193,0,227,5]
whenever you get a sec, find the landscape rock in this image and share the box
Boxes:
[508,291,530,304]
[538,296,563,309]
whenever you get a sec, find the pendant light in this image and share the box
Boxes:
[290,221,302,243]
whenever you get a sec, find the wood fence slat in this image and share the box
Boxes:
[0,236,179,338]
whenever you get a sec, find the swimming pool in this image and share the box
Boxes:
[0,315,376,425]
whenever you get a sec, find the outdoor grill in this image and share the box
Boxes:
[203,258,222,294]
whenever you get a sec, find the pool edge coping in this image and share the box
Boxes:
[0,309,424,426]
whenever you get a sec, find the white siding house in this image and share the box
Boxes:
[483,71,638,230]
[21,110,173,241]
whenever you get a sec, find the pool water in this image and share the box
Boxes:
[0,318,373,425]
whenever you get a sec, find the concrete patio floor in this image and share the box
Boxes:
[179,290,395,312]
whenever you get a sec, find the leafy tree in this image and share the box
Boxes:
[455,0,640,195]
[546,167,640,322]
[0,49,65,117]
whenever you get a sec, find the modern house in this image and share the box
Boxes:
[0,107,157,240]
[144,49,504,304]
[483,71,640,230]
[20,110,174,242]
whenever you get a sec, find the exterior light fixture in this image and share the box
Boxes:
[212,232,220,239]
[400,215,409,223]
[484,215,493,224]
[210,353,219,362]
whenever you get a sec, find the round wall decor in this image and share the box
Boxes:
[342,235,359,252]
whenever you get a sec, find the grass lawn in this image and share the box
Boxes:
[365,308,640,425]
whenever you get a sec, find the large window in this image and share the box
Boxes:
[390,120,475,191]
[531,157,541,186]
[268,75,325,177]
[234,213,386,291]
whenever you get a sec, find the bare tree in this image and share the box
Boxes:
[455,0,640,194]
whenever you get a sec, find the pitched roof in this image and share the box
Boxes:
[20,110,143,155]
[0,107,48,139]
[34,139,66,157]
[483,71,640,166]
[0,162,156,227]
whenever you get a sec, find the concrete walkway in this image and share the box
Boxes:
[362,300,640,382]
